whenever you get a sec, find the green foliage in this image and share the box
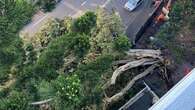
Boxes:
[0,0,34,83]
[37,34,71,70]
[53,74,81,109]
[24,43,37,65]
[170,0,195,27]
[155,0,195,63]
[96,8,124,34]
[71,34,90,56]
[0,91,29,110]
[74,11,97,33]
[114,35,131,51]
[61,17,74,32]
[36,80,54,100]
[90,8,125,54]
[32,18,66,50]
[18,34,73,82]
[36,0,57,12]
[0,5,124,110]
[76,55,113,107]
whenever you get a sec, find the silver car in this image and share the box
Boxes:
[124,0,144,12]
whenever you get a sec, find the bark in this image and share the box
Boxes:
[125,49,163,60]
[112,59,133,65]
[30,98,53,105]
[106,64,158,103]
[110,58,160,85]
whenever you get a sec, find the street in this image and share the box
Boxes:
[21,0,108,37]
[21,0,156,40]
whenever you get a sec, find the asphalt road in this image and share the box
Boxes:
[21,0,156,40]
[21,0,108,37]
[104,0,154,28]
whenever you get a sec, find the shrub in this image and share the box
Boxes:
[114,35,131,51]
[74,11,97,33]
[71,34,90,56]
[53,74,82,109]
[76,55,113,107]
[0,91,29,110]
[36,0,57,12]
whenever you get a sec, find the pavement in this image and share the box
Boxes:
[21,0,156,40]
[21,0,108,37]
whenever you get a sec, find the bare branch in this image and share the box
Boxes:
[110,58,160,85]
[125,49,163,60]
[106,64,158,103]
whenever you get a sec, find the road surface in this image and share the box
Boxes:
[21,0,108,37]
[21,0,157,42]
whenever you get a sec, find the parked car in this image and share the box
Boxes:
[124,0,144,12]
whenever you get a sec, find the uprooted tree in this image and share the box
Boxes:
[103,49,170,106]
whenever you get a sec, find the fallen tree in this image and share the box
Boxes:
[110,58,160,85]
[106,64,158,103]
[125,49,163,60]
[30,98,53,110]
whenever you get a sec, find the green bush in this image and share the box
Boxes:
[36,80,54,100]
[0,0,35,80]
[37,34,71,70]
[36,0,57,12]
[70,34,90,56]
[52,74,82,109]
[24,43,37,65]
[76,55,113,107]
[0,91,29,110]
[114,35,131,51]
[74,11,97,33]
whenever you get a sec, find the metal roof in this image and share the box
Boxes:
[149,68,195,110]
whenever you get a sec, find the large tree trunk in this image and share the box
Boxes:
[110,58,160,85]
[106,64,158,103]
[125,49,163,60]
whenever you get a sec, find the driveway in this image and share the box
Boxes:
[21,0,108,37]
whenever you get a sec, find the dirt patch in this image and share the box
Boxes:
[136,20,195,85]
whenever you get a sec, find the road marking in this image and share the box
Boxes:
[81,0,87,6]
[62,1,79,12]
[32,15,48,27]
[102,0,112,8]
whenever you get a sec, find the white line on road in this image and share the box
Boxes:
[62,1,79,12]
[32,15,49,27]
[81,0,87,6]
[102,0,111,8]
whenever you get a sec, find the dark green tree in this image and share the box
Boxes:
[71,34,90,56]
[0,91,29,110]
[36,0,57,12]
[0,0,34,82]
[114,35,131,51]
[53,74,82,110]
[74,11,97,33]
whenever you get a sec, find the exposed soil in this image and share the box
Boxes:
[136,20,195,85]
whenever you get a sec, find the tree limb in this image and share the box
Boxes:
[30,98,53,105]
[110,58,160,85]
[125,49,163,60]
[106,64,158,103]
